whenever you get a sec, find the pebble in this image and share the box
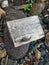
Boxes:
[40,44,46,49]
[47,9,49,11]
[19,59,26,65]
[40,48,46,57]
[20,64,23,65]
[30,50,33,54]
[0,42,4,49]
[34,62,39,65]
[44,29,48,34]
[0,47,2,50]
[35,42,44,48]
[44,55,49,62]
[45,32,49,47]
[44,62,49,65]
[38,61,44,65]
[1,0,9,8]
[28,52,31,56]
[44,14,49,17]
[25,56,30,62]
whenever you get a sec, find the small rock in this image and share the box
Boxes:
[45,32,49,47]
[44,55,49,62]
[25,56,30,62]
[44,14,49,17]
[0,42,4,49]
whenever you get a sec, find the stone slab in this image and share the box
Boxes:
[7,16,44,47]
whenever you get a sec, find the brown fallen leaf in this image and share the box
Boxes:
[0,8,6,18]
[35,49,41,59]
[0,49,7,58]
[0,37,3,43]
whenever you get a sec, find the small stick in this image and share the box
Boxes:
[1,58,5,65]
[4,56,8,65]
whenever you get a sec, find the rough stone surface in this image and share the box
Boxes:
[4,7,30,59]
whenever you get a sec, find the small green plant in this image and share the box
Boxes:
[23,0,35,11]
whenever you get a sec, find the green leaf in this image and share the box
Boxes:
[23,0,35,11]
[26,0,30,3]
